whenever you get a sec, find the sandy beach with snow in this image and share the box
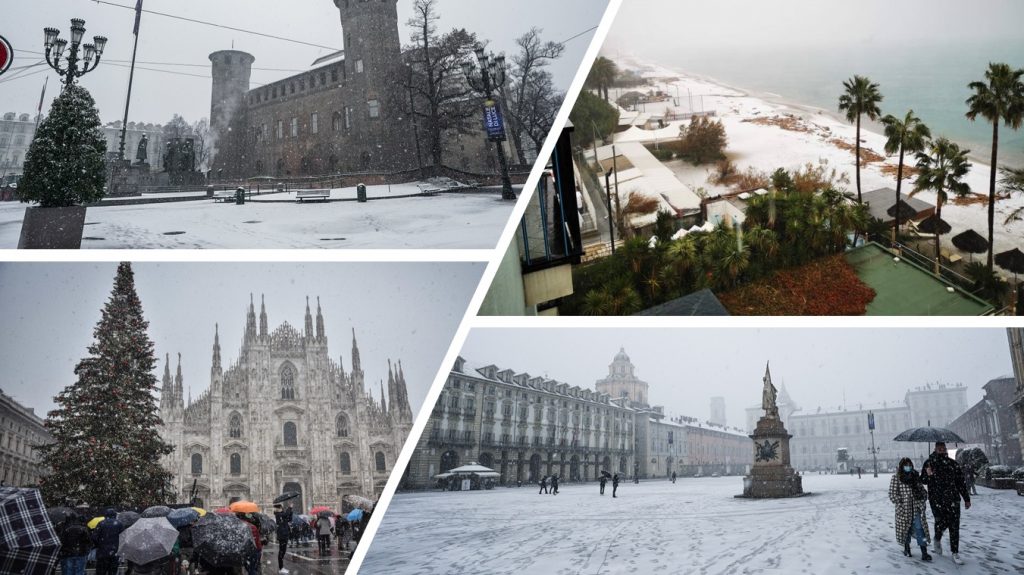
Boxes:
[610,56,1024,278]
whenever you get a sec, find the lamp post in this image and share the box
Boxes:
[461,48,515,200]
[867,411,879,478]
[44,19,106,87]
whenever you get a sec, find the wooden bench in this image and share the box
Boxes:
[212,190,236,202]
[296,189,330,202]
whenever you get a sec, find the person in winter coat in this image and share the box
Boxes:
[550,475,559,495]
[671,471,677,484]
[274,504,293,574]
[889,457,932,561]
[240,513,262,575]
[921,442,971,565]
[964,466,977,495]
[599,475,607,495]
[59,513,93,575]
[538,476,548,495]
[315,514,333,555]
[612,473,620,498]
[92,508,124,575]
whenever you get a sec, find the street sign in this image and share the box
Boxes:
[867,412,875,430]
[482,99,506,142]
[0,35,13,78]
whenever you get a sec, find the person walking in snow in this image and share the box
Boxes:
[671,471,677,484]
[889,457,932,562]
[599,475,607,495]
[964,466,977,495]
[921,442,971,565]
[551,475,559,495]
[538,476,548,495]
[612,473,620,498]
[273,504,293,574]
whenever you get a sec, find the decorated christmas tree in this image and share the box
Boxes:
[17,84,107,207]
[38,262,172,507]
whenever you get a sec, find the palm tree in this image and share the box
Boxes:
[586,57,618,102]
[881,110,931,245]
[1000,166,1024,224]
[838,76,884,203]
[966,62,1024,271]
[910,137,972,273]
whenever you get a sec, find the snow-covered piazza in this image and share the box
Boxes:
[361,475,1023,575]
[0,185,516,249]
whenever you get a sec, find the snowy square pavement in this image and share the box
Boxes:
[0,186,516,248]
[360,475,1023,575]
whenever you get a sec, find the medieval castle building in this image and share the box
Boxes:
[157,295,414,512]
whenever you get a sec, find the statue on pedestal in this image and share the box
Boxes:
[136,134,149,165]
[762,363,778,418]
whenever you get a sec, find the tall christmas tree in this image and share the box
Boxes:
[39,262,173,507]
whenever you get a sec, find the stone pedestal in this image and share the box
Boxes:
[739,414,804,498]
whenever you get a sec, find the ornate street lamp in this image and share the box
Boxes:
[44,19,107,86]
[461,49,515,200]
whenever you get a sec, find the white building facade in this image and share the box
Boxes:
[0,387,51,487]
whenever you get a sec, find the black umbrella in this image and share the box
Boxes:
[116,511,141,528]
[952,229,989,259]
[192,513,256,569]
[141,505,172,518]
[995,248,1024,280]
[256,513,276,536]
[273,491,300,504]
[916,214,951,235]
[317,510,334,519]
[1,487,61,575]
[887,199,919,221]
[893,427,966,443]
[46,506,74,527]
[600,470,612,478]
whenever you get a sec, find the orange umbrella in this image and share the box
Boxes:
[229,501,260,514]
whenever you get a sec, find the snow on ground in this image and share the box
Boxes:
[611,59,1024,279]
[0,187,514,249]
[361,475,1023,575]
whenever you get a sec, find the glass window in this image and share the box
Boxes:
[283,422,297,446]
[375,451,386,472]
[368,100,380,118]
[276,121,283,139]
[230,453,241,475]
[290,118,298,137]
[191,453,203,474]
[311,113,319,135]
[281,364,295,399]
[355,60,364,74]
[336,414,349,437]
[340,452,351,474]
[344,107,352,129]
[229,413,242,438]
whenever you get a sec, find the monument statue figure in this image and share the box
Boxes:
[761,362,778,418]
[136,134,149,164]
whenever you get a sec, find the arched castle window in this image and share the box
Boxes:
[230,453,241,475]
[191,453,203,475]
[340,452,351,475]
[281,364,296,400]
[336,414,350,437]
[284,422,297,447]
[229,413,242,438]
[374,451,386,472]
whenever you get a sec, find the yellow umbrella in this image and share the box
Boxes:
[229,501,259,514]
[191,507,207,517]
[87,516,104,529]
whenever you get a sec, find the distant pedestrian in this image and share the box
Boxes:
[964,466,977,495]
[612,473,620,498]
[599,476,607,495]
[92,508,123,575]
[889,457,932,562]
[551,475,559,495]
[59,513,92,575]
[316,514,332,555]
[857,467,862,479]
[671,471,677,484]
[274,503,293,574]
[538,476,548,495]
[921,442,971,565]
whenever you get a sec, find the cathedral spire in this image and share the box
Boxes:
[175,352,183,391]
[304,296,314,339]
[380,380,387,412]
[315,296,325,341]
[212,323,222,376]
[245,293,257,343]
[351,328,362,374]
[160,352,172,410]
[387,359,395,412]
[259,294,268,338]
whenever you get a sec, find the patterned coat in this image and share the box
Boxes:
[889,473,931,545]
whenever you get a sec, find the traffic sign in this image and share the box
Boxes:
[0,35,12,78]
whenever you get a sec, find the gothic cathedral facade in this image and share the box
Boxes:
[157,296,413,512]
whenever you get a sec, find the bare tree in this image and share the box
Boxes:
[404,0,480,167]
[500,28,564,165]
[191,118,211,172]
[162,114,192,140]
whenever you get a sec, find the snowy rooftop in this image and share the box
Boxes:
[595,141,702,226]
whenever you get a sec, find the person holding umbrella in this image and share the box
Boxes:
[921,442,971,565]
[599,474,607,495]
[273,503,293,574]
[92,508,124,575]
[315,512,333,555]
[888,457,932,561]
[612,473,620,498]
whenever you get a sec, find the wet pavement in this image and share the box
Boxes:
[256,541,353,574]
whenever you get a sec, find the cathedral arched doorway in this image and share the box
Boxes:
[440,450,459,474]
[619,457,628,474]
[282,482,303,514]
[478,453,494,469]
[528,454,541,482]
[601,456,611,475]
[569,455,580,482]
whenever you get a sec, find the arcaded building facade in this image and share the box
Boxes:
[209,0,491,179]
[157,296,413,512]
[0,388,51,487]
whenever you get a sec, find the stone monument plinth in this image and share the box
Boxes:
[739,363,805,498]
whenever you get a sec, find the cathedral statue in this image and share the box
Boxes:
[136,134,149,164]
[762,362,779,418]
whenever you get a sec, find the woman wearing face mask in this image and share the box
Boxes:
[889,457,932,561]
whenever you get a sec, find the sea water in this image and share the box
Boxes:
[646,38,1024,168]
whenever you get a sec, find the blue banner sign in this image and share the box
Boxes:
[867,412,875,430]
[483,99,506,142]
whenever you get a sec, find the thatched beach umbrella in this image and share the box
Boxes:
[951,229,989,260]
[887,199,920,222]
[917,214,951,235]
[995,248,1024,283]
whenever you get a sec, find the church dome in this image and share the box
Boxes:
[613,347,630,363]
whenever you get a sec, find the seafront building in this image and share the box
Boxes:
[0,387,51,487]
[402,349,751,489]
[1008,328,1024,461]
[948,377,1022,467]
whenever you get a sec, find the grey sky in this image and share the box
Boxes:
[0,262,482,417]
[1,0,607,124]
[460,328,1014,430]
[604,0,1024,55]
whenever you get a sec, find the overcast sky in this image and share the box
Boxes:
[0,262,482,416]
[604,0,1024,53]
[1,0,608,124]
[460,328,1015,430]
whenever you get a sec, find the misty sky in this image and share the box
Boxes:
[0,262,482,417]
[604,0,1024,54]
[460,328,1015,430]
[1,0,608,124]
